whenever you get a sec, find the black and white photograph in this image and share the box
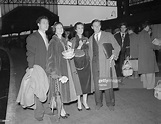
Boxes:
[0,0,161,124]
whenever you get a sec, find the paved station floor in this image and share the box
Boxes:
[5,48,161,124]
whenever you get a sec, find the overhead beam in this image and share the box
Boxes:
[129,0,154,6]
[0,0,117,6]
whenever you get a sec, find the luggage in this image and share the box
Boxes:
[154,80,161,100]
[122,59,133,77]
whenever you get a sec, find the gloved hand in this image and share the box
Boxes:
[59,76,68,84]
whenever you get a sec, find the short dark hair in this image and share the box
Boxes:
[128,26,135,31]
[91,19,101,26]
[36,16,49,24]
[74,22,84,30]
[141,21,150,29]
[119,22,127,28]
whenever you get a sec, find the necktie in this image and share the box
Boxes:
[121,33,125,47]
[122,33,125,40]
[95,34,99,41]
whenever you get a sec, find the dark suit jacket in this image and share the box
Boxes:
[26,31,48,70]
[114,32,130,77]
[114,32,130,57]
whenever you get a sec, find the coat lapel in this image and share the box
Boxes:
[98,31,104,44]
[36,31,48,51]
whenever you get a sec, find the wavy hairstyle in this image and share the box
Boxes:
[51,22,64,34]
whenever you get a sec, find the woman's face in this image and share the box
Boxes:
[55,24,64,35]
[75,24,84,35]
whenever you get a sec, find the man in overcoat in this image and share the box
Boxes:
[88,19,120,111]
[138,22,161,89]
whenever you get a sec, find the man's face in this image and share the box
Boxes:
[120,25,127,33]
[92,21,101,34]
[38,19,49,32]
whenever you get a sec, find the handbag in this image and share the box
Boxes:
[154,80,161,100]
[122,59,133,77]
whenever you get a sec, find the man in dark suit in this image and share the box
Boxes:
[26,16,52,121]
[114,23,130,80]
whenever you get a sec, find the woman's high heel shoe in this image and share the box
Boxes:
[82,103,91,110]
[60,113,70,119]
[77,108,82,111]
[60,115,68,119]
[77,103,82,111]
[65,113,70,116]
[86,107,91,110]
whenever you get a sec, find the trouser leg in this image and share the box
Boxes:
[146,73,155,89]
[93,74,103,106]
[43,81,53,114]
[34,95,44,120]
[43,97,52,114]
[43,77,54,114]
[105,88,115,106]
[94,88,103,106]
[92,63,102,107]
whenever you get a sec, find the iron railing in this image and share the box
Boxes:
[0,0,117,6]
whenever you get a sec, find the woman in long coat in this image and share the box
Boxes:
[70,22,94,111]
[138,22,161,89]
[46,22,80,118]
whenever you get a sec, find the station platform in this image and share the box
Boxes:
[5,48,161,124]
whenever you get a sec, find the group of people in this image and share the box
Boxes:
[17,15,161,121]
[113,22,161,89]
[18,16,120,121]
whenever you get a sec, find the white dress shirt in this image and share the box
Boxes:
[121,32,125,41]
[95,31,101,42]
[38,30,48,50]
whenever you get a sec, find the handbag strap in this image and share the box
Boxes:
[124,60,129,65]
